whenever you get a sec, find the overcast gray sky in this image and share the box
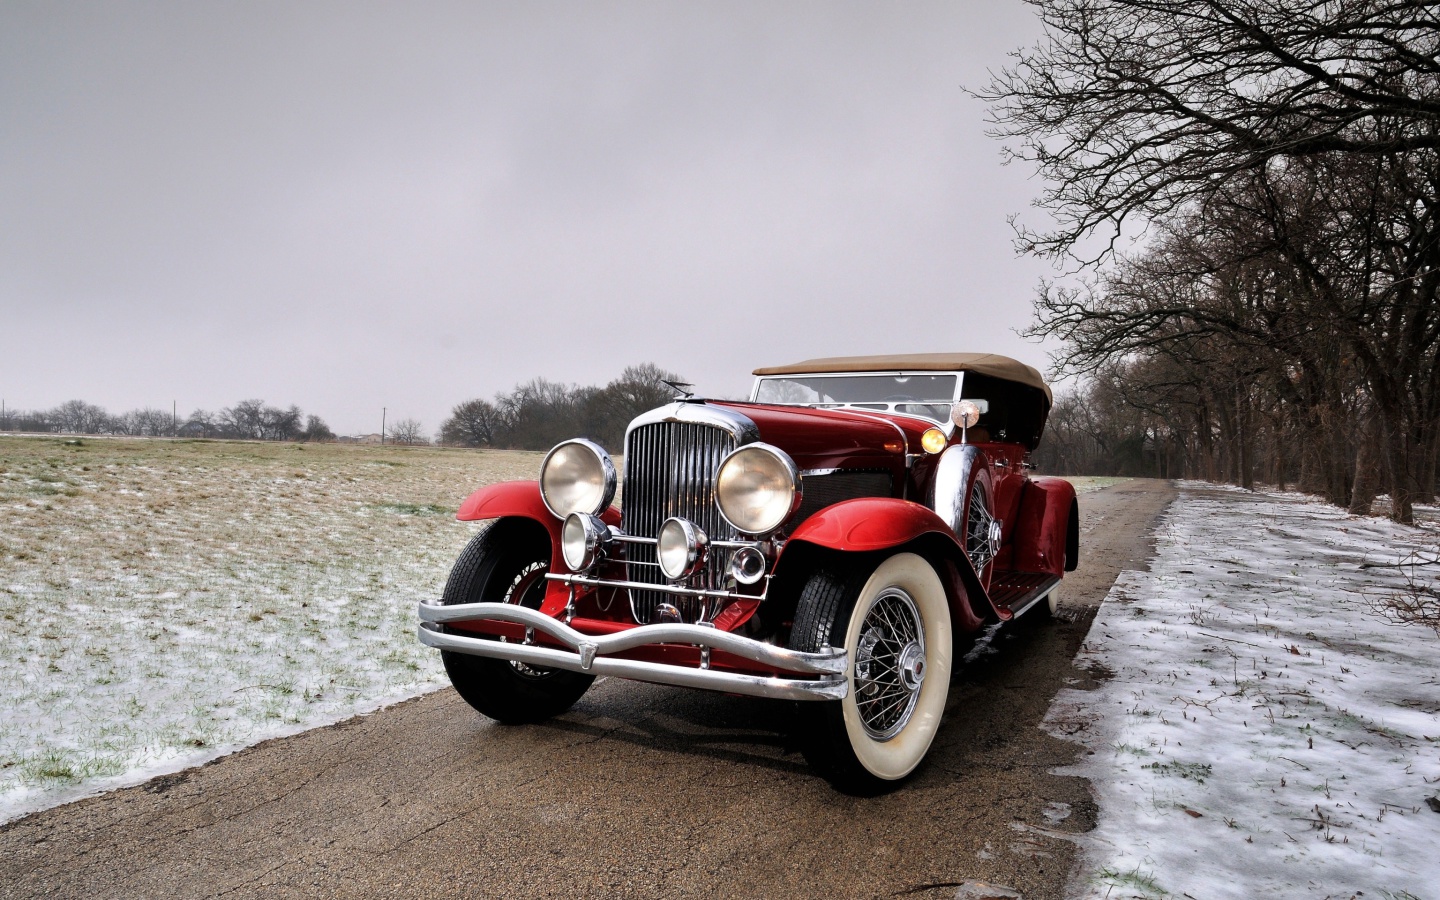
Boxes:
[2,1,1054,437]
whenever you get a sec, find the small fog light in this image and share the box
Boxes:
[561,513,611,572]
[728,546,768,585]
[657,517,708,581]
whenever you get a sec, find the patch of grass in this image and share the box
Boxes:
[1094,865,1167,897]
[370,502,452,516]
[1141,760,1213,783]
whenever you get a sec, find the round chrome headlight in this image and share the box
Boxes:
[715,443,800,536]
[657,517,708,581]
[561,512,611,572]
[539,439,617,519]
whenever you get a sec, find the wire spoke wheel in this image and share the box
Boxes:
[964,481,999,575]
[852,587,925,740]
[788,552,952,794]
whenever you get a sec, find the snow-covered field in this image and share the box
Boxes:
[0,436,538,823]
[1049,483,1440,899]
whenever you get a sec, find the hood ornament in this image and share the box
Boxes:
[661,379,695,400]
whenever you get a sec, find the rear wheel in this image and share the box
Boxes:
[961,466,1000,590]
[789,552,952,794]
[440,520,594,724]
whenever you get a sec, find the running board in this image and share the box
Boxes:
[987,572,1061,617]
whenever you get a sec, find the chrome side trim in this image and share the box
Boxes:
[930,443,985,537]
[418,601,848,701]
[623,402,760,447]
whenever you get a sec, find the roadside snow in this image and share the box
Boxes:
[1048,484,1440,899]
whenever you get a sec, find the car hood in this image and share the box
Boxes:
[707,400,933,471]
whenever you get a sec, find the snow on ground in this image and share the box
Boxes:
[0,436,538,824]
[1061,476,1131,494]
[1048,483,1440,899]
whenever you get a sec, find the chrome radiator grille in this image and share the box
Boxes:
[622,421,739,623]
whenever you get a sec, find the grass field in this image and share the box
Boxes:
[0,435,539,821]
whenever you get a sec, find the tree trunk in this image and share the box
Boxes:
[1375,397,1417,524]
[1235,385,1254,491]
[1348,416,1380,516]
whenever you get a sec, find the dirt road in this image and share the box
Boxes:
[0,479,1174,900]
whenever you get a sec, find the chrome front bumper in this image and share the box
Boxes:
[417,601,848,701]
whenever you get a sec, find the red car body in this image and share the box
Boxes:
[419,353,1076,792]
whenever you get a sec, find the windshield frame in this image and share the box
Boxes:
[749,370,964,429]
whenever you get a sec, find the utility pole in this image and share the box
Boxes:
[172,400,176,432]
[381,407,386,444]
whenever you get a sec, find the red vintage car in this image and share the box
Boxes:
[418,353,1077,793]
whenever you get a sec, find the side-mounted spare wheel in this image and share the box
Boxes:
[789,552,952,794]
[440,519,594,723]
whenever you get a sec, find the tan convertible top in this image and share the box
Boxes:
[753,353,1052,403]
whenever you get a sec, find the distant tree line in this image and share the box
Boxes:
[0,399,335,442]
[980,0,1440,523]
[440,363,684,452]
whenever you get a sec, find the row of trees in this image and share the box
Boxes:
[981,0,1440,522]
[0,399,335,442]
[439,363,684,452]
[3,363,683,450]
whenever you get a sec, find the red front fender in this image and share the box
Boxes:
[783,498,1004,630]
[457,480,621,527]
[454,481,620,610]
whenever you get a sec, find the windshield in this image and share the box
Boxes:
[752,373,959,423]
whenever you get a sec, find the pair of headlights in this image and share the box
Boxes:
[538,438,800,536]
[540,437,798,584]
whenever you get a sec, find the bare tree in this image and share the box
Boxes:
[300,415,335,442]
[977,0,1440,261]
[184,409,219,438]
[440,363,689,452]
[219,399,267,439]
[117,408,176,437]
[585,363,686,450]
[980,1,1440,519]
[439,398,508,447]
[50,400,111,434]
[388,418,426,445]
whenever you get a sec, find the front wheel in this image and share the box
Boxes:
[789,553,952,794]
[440,519,594,724]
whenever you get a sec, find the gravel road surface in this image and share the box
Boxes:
[0,479,1174,900]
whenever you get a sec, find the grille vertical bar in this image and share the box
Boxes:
[623,421,738,623]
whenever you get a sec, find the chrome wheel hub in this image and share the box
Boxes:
[898,641,926,691]
[852,587,925,741]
